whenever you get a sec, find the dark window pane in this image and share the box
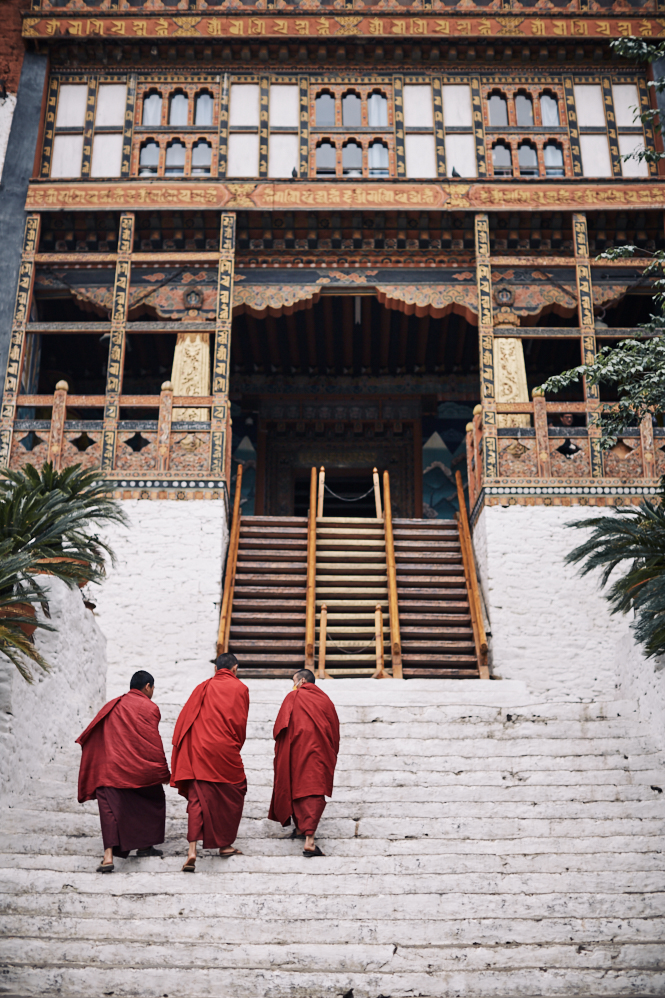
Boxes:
[316,93,335,127]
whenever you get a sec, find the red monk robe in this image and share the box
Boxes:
[171,668,249,851]
[76,689,170,858]
[268,682,340,838]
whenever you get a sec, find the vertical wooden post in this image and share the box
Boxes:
[373,466,383,520]
[573,212,603,479]
[157,380,173,473]
[455,471,489,680]
[47,380,68,471]
[102,212,134,472]
[532,389,552,479]
[317,465,325,519]
[211,212,236,482]
[317,603,331,680]
[465,422,476,510]
[0,213,41,470]
[640,414,657,481]
[382,470,402,679]
[372,604,388,679]
[217,464,243,655]
[305,466,317,670]
[474,213,498,483]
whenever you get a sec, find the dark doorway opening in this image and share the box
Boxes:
[293,471,377,518]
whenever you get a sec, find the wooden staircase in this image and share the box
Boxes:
[219,468,488,680]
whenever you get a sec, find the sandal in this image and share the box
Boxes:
[96,863,114,873]
[182,858,196,872]
[303,846,324,857]
[219,847,243,857]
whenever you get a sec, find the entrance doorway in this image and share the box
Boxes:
[293,470,377,518]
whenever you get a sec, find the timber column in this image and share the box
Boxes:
[0,214,41,469]
[572,212,602,479]
[101,212,134,471]
[474,213,497,481]
[211,212,236,479]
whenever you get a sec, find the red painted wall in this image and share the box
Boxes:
[0,0,29,95]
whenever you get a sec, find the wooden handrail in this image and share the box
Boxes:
[317,603,331,680]
[317,465,325,519]
[217,463,243,655]
[455,470,489,680]
[382,470,402,679]
[372,466,383,520]
[305,466,317,670]
[372,603,389,679]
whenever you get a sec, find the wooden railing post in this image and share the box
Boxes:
[317,603,331,680]
[217,463,243,655]
[157,380,173,473]
[373,466,383,520]
[382,470,402,679]
[640,414,657,481]
[372,603,389,679]
[305,466,317,670]
[47,380,68,471]
[455,470,489,680]
[317,465,325,519]
[532,389,551,479]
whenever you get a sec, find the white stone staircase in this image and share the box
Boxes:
[1,679,665,998]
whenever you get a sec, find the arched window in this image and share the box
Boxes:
[315,92,335,127]
[316,140,336,176]
[518,142,538,177]
[544,141,564,177]
[139,139,160,176]
[195,92,214,126]
[191,139,212,176]
[492,141,513,177]
[368,91,388,128]
[142,92,162,127]
[165,139,186,176]
[368,140,389,177]
[342,139,362,176]
[540,93,560,127]
[169,92,189,127]
[342,91,362,128]
[488,93,508,127]
[515,93,534,128]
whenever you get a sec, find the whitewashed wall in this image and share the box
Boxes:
[0,579,106,796]
[474,504,630,696]
[94,500,228,703]
[615,632,665,752]
[0,94,17,182]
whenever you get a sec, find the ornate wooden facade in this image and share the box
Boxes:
[2,3,663,512]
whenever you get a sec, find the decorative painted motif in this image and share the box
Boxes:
[121,74,136,179]
[171,333,211,421]
[374,284,477,319]
[493,338,530,429]
[601,75,622,178]
[234,283,322,317]
[80,78,98,180]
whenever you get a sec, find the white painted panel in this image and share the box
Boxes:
[269,85,299,128]
[579,133,612,177]
[573,84,605,128]
[442,85,472,128]
[268,133,299,178]
[613,84,640,130]
[405,133,436,178]
[227,132,259,177]
[55,84,87,129]
[90,133,123,177]
[229,84,259,127]
[403,85,433,129]
[444,133,477,177]
[618,133,649,177]
[51,133,84,178]
[95,84,127,128]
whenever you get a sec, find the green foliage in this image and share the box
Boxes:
[0,463,127,681]
[566,499,665,658]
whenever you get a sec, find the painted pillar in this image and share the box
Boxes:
[101,212,134,471]
[210,211,236,480]
[572,211,603,478]
[474,212,497,481]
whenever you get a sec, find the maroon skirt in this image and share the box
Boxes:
[184,778,247,850]
[293,795,326,835]
[96,784,166,858]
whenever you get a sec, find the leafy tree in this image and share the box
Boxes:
[0,463,127,681]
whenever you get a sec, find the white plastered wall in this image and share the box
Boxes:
[615,633,665,752]
[473,504,631,696]
[94,499,229,704]
[0,93,17,182]
[0,579,107,796]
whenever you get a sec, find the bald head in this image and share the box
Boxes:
[293,669,315,687]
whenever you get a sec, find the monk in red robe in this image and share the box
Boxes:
[171,652,249,872]
[269,669,340,857]
[76,670,170,873]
